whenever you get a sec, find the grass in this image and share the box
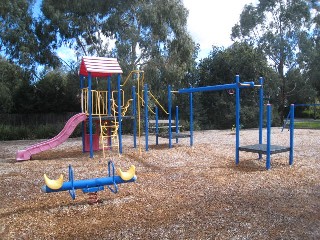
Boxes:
[294,119,320,129]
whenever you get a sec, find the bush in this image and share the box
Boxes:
[0,123,82,141]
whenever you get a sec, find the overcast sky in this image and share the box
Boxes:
[183,0,258,59]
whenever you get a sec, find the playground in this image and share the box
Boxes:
[1,128,319,239]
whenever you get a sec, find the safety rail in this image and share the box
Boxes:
[82,88,132,116]
[93,90,108,115]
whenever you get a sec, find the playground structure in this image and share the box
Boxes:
[178,75,294,170]
[41,161,137,201]
[16,56,190,161]
[15,57,295,170]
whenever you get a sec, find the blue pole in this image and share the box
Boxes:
[144,84,149,151]
[117,74,122,154]
[107,76,111,116]
[88,73,93,158]
[80,75,84,89]
[289,104,294,166]
[235,75,240,165]
[132,86,137,148]
[259,77,264,159]
[190,92,193,146]
[80,75,85,153]
[178,82,255,94]
[176,106,179,144]
[266,104,272,170]
[168,85,172,148]
[156,106,159,145]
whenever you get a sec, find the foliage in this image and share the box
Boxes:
[298,1,320,97]
[0,0,60,72]
[33,69,80,113]
[231,0,319,120]
[41,0,197,93]
[0,57,30,113]
[0,123,82,140]
[1,0,319,139]
[196,43,279,129]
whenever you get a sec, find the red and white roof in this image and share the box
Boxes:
[79,56,123,77]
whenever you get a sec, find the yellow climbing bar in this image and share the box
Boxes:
[148,91,169,115]
[44,174,64,190]
[138,94,155,114]
[117,165,136,181]
[121,70,145,87]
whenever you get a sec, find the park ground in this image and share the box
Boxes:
[0,128,319,239]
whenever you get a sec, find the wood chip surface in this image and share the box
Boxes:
[0,128,319,239]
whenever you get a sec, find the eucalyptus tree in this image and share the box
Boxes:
[298,1,320,97]
[1,0,35,68]
[0,0,60,72]
[231,0,318,120]
[41,0,196,90]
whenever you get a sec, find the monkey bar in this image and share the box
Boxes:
[178,75,294,170]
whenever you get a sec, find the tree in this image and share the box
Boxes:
[298,1,320,97]
[41,0,119,59]
[0,0,60,72]
[31,68,80,113]
[231,0,317,120]
[41,0,196,83]
[197,43,278,129]
[0,57,31,113]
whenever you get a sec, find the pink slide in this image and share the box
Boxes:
[16,113,87,161]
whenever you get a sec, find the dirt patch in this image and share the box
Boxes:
[0,129,319,239]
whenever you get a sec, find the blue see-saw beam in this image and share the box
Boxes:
[41,175,136,194]
[41,162,137,200]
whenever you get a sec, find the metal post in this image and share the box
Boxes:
[289,104,294,166]
[144,84,149,151]
[168,85,172,148]
[259,77,264,159]
[107,76,111,116]
[190,92,193,146]
[132,86,137,148]
[266,104,271,170]
[176,106,179,144]
[80,75,85,153]
[235,75,240,165]
[88,73,93,158]
[117,74,122,154]
[155,106,159,145]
